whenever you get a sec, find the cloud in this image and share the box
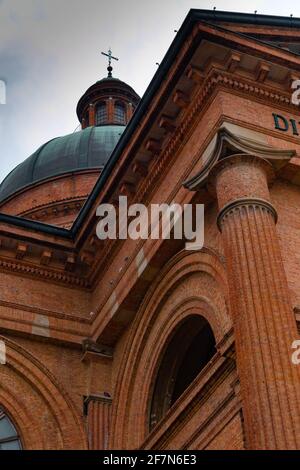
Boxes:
[1,0,300,185]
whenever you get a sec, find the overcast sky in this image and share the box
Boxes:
[0,0,300,183]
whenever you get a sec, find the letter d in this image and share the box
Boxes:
[273,113,289,132]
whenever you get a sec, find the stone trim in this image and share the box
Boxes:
[217,197,278,231]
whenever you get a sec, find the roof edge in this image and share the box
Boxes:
[188,9,300,27]
[73,8,300,236]
[2,9,300,240]
[0,212,72,238]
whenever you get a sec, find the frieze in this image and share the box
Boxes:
[273,112,300,136]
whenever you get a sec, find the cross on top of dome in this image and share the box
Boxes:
[101,48,119,77]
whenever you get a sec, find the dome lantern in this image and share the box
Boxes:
[77,49,140,129]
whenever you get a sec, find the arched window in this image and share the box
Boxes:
[149,316,216,431]
[96,102,107,125]
[114,101,126,124]
[0,407,22,450]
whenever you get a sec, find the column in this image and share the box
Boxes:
[108,98,114,123]
[85,394,112,450]
[126,102,133,122]
[210,154,300,449]
[89,103,95,126]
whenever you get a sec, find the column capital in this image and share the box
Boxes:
[206,153,275,202]
[85,394,112,450]
[84,393,112,407]
[184,127,294,192]
[209,153,274,213]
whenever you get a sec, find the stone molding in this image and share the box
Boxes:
[184,127,294,192]
[217,197,278,231]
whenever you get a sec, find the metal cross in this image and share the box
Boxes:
[101,48,119,77]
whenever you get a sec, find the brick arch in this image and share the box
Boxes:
[110,247,231,449]
[0,336,87,449]
[0,387,36,449]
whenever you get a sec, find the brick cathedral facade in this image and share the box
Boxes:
[1,9,300,450]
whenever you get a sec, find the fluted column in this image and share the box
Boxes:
[85,395,112,450]
[210,154,300,449]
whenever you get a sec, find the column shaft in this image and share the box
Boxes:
[86,396,112,450]
[214,155,300,449]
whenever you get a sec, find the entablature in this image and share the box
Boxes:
[3,16,300,347]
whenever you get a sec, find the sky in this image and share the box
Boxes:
[0,0,300,183]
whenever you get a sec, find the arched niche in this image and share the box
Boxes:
[0,336,87,450]
[149,315,216,430]
[95,101,107,125]
[0,406,22,450]
[110,247,231,449]
[114,101,126,124]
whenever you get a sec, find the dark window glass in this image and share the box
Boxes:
[96,102,107,125]
[114,102,126,124]
[149,316,216,431]
[0,407,22,450]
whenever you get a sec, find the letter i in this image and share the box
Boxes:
[290,119,299,136]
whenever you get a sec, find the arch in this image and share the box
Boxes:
[114,101,126,124]
[95,101,107,125]
[110,247,231,449]
[0,336,87,449]
[149,315,216,431]
[0,406,22,450]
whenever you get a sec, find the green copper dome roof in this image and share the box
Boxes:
[0,125,125,201]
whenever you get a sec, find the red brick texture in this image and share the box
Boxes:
[212,155,300,449]
[2,15,300,451]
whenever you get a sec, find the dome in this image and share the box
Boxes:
[0,125,125,201]
[0,62,140,212]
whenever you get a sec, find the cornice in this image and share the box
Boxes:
[108,68,299,212]
[82,68,299,286]
[135,70,293,201]
[0,298,91,323]
[0,255,90,288]
[0,69,299,291]
[3,12,300,345]
[22,197,87,225]
[3,27,300,293]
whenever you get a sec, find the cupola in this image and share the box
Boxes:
[77,49,140,129]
